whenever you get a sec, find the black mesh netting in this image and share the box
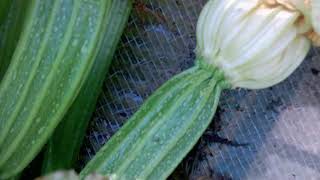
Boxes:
[80,0,320,179]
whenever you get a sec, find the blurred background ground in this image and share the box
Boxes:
[79,0,320,179]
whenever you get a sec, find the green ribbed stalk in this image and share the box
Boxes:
[0,0,28,80]
[80,60,230,180]
[0,0,111,178]
[42,0,132,174]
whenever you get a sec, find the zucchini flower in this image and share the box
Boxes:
[263,0,320,45]
[196,0,320,89]
[80,1,320,179]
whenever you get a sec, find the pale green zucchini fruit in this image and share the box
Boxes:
[80,61,230,179]
[80,0,319,179]
[0,0,112,178]
[42,0,132,174]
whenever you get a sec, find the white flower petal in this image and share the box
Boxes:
[196,0,312,89]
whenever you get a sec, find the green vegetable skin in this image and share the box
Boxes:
[80,61,230,179]
[80,0,319,179]
[0,0,10,26]
[42,0,132,174]
[0,0,112,178]
[0,0,28,80]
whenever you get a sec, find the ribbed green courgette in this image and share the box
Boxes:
[80,0,318,179]
[0,0,28,80]
[42,0,132,174]
[79,60,230,179]
[0,0,112,178]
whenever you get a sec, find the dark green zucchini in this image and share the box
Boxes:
[0,0,10,26]
[42,0,132,174]
[80,60,230,180]
[0,0,29,80]
[0,0,112,178]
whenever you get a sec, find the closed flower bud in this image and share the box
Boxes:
[196,0,319,89]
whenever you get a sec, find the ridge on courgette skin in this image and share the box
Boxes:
[0,0,112,178]
[0,0,29,80]
[80,60,230,180]
[42,0,132,174]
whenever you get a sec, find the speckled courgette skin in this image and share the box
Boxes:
[0,0,111,178]
[42,0,132,174]
[80,60,230,180]
[0,0,28,80]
